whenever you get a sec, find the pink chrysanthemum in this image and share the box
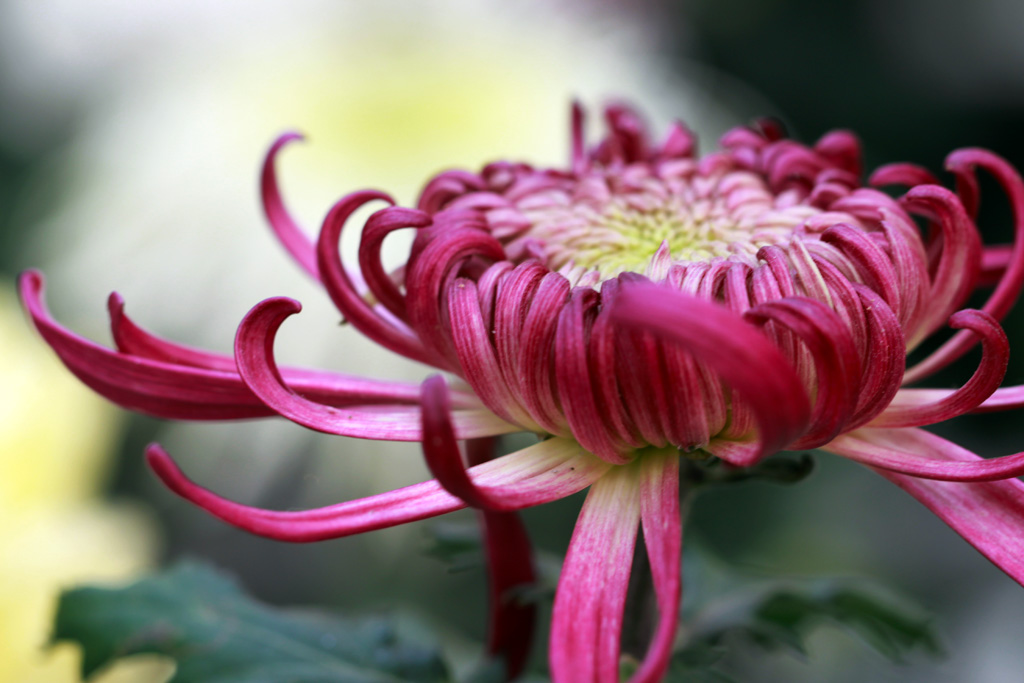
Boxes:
[21,102,1024,682]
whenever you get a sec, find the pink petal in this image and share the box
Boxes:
[146,435,604,542]
[315,190,441,366]
[260,132,319,280]
[821,223,902,324]
[898,186,981,348]
[234,296,518,440]
[874,310,1007,427]
[448,278,539,429]
[630,455,683,683]
[868,162,940,189]
[403,214,506,368]
[612,282,811,465]
[979,244,1013,288]
[904,149,1024,381]
[866,439,1024,584]
[744,297,860,449]
[357,206,431,319]
[556,288,635,464]
[826,427,1024,482]
[109,290,461,407]
[421,374,610,508]
[20,270,274,420]
[549,464,642,683]
[464,437,537,680]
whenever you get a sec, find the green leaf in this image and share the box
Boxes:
[679,578,943,666]
[52,561,451,683]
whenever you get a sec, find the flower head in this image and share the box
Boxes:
[22,102,1024,681]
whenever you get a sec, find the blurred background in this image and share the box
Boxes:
[2,0,1024,681]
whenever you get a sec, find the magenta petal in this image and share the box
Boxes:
[108,290,441,407]
[477,508,537,678]
[316,190,441,366]
[108,291,236,372]
[420,374,607,509]
[357,206,431,319]
[260,132,320,281]
[906,149,1024,381]
[868,162,940,189]
[898,185,982,347]
[866,440,1024,584]
[612,282,811,464]
[464,438,537,680]
[827,427,1024,482]
[147,436,604,542]
[234,296,518,440]
[20,270,274,420]
[874,310,1008,427]
[979,245,1013,288]
[550,465,642,683]
[744,297,860,449]
[147,443,463,542]
[630,456,683,683]
[556,288,635,464]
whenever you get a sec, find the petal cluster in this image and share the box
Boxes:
[21,102,1024,681]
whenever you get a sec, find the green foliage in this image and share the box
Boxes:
[52,561,451,683]
[674,572,944,679]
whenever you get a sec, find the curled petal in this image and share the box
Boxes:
[358,207,432,319]
[821,223,902,324]
[972,384,1024,413]
[827,428,1024,482]
[518,272,573,435]
[21,270,275,420]
[878,468,1024,585]
[421,375,607,508]
[980,245,1013,288]
[899,185,982,348]
[448,278,538,429]
[845,285,907,429]
[109,291,447,406]
[873,310,1007,427]
[612,282,811,465]
[557,288,635,464]
[815,129,862,177]
[550,462,642,683]
[316,190,441,366]
[109,291,236,372]
[868,162,940,189]
[146,436,605,542]
[907,149,1024,380]
[405,220,506,367]
[234,296,518,440]
[744,297,860,449]
[260,132,319,280]
[658,121,695,160]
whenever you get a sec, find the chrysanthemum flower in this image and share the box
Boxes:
[21,102,1024,681]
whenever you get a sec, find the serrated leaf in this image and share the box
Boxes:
[52,561,451,683]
